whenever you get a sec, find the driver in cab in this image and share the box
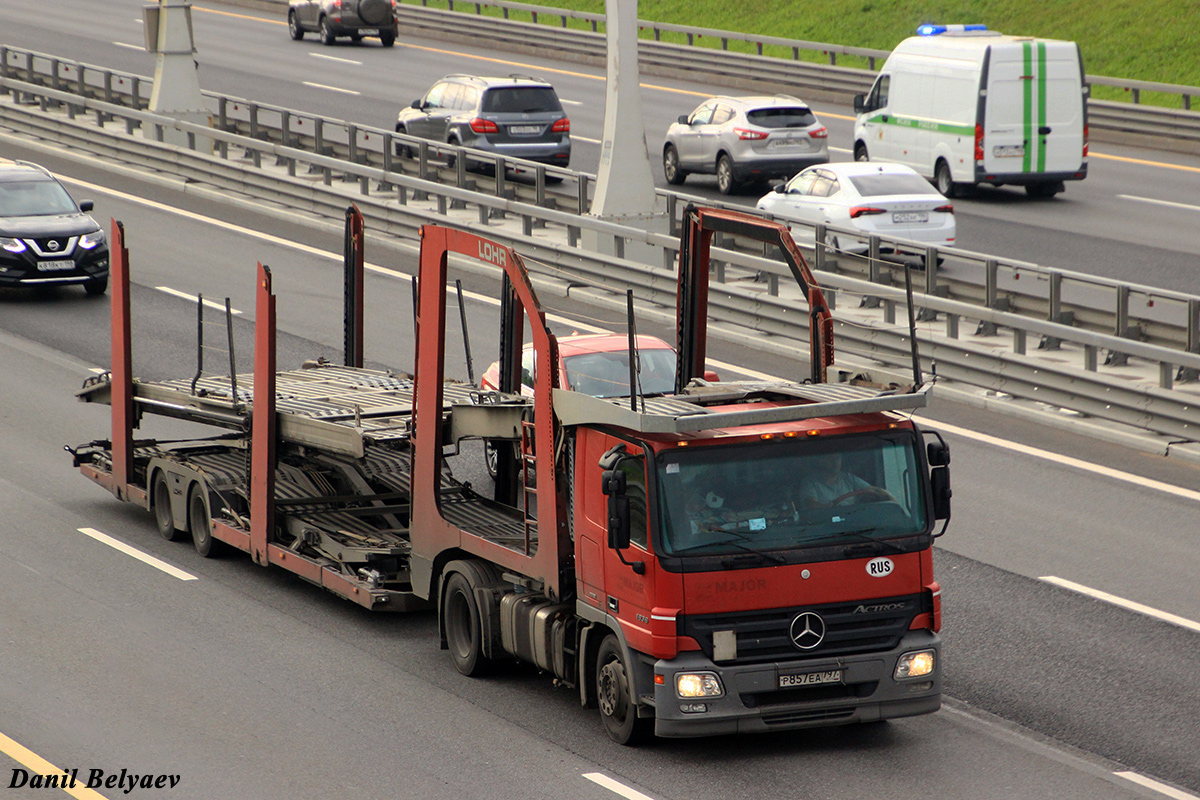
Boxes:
[797,452,889,507]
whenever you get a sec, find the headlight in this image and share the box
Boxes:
[676,672,723,698]
[79,230,105,250]
[894,649,936,680]
[1,237,27,253]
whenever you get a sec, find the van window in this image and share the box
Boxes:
[866,75,890,111]
[747,107,815,128]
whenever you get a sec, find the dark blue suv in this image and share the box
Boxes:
[0,162,109,295]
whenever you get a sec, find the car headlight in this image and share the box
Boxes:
[894,649,936,680]
[1,237,27,253]
[79,230,105,250]
[676,672,723,698]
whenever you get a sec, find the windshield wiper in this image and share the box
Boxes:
[802,529,910,555]
[672,535,785,564]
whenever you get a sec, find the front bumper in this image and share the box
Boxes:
[652,629,940,737]
[0,247,109,288]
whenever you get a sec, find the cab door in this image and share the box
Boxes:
[600,441,657,648]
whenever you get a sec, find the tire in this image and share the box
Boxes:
[1026,181,1062,198]
[356,0,393,26]
[444,139,459,170]
[934,159,957,199]
[152,472,182,542]
[379,31,396,48]
[596,635,652,745]
[319,17,336,45]
[854,143,869,162]
[84,276,108,296]
[662,144,686,185]
[443,571,490,676]
[188,485,218,558]
[483,440,500,479]
[393,126,412,158]
[287,11,304,40]
[716,154,736,195]
[349,34,363,43]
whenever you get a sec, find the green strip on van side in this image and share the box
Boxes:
[1037,41,1048,173]
[1023,42,1033,173]
[865,114,975,137]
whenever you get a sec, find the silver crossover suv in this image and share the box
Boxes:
[395,75,571,169]
[663,95,829,194]
[287,0,398,47]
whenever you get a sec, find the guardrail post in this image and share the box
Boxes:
[1040,271,1065,350]
[1013,328,1026,355]
[1108,284,1131,366]
[813,225,826,271]
[130,76,142,110]
[1181,299,1200,382]
[861,236,883,308]
[946,313,959,339]
[535,166,547,207]
[1084,345,1098,372]
[1159,362,1174,390]
[568,226,580,247]
[976,259,1000,336]
[577,174,589,215]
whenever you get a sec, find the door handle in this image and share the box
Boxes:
[1038,126,1052,135]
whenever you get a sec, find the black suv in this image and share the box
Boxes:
[0,162,108,296]
[287,0,398,47]
[395,75,571,168]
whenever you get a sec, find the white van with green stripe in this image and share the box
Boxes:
[853,25,1088,199]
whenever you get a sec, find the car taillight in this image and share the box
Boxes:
[974,124,984,161]
[329,0,341,8]
[1083,123,1089,157]
[551,118,570,133]
[469,118,500,134]
[849,206,886,218]
[734,127,768,140]
[934,204,954,214]
[809,127,828,139]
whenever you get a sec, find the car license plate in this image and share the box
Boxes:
[37,259,75,271]
[771,137,800,148]
[892,211,928,224]
[779,669,843,688]
[993,144,1025,157]
[359,28,379,35]
[509,125,541,135]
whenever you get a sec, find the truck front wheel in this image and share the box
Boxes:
[444,572,490,676]
[596,635,651,745]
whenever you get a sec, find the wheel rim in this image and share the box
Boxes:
[154,477,172,535]
[937,165,951,195]
[664,148,677,181]
[190,492,210,549]
[597,657,629,722]
[717,158,732,192]
[289,14,298,35]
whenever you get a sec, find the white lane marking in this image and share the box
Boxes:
[1118,194,1200,212]
[156,286,243,314]
[1040,576,1200,634]
[308,52,363,65]
[112,42,144,51]
[830,146,852,154]
[561,98,583,105]
[77,527,199,581]
[583,773,658,800]
[301,81,361,96]
[52,172,1200,511]
[927,419,1200,505]
[1115,771,1200,800]
[574,135,601,144]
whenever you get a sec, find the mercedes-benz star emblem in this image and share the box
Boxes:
[789,612,826,650]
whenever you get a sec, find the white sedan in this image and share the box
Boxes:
[755,161,955,255]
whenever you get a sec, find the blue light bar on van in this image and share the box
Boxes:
[917,23,988,36]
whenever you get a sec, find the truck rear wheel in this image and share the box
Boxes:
[443,571,490,676]
[188,486,218,558]
[152,472,182,542]
[596,635,651,745]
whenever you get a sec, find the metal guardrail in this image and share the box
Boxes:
[2,73,1198,442]
[390,1,1200,148]
[4,44,1197,373]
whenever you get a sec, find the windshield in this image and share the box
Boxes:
[656,433,929,557]
[563,348,676,398]
[0,179,78,217]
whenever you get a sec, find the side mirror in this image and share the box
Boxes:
[927,440,950,467]
[931,466,951,523]
[601,469,631,550]
[773,184,786,194]
[677,114,689,125]
[702,369,720,382]
[853,94,866,113]
[78,200,94,212]
[411,99,421,109]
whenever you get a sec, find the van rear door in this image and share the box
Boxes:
[984,41,1084,176]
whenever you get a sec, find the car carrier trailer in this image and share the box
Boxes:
[71,205,952,743]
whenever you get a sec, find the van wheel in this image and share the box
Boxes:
[287,11,304,40]
[188,486,218,558]
[854,143,869,162]
[934,160,958,198]
[663,144,687,185]
[716,154,736,195]
[152,472,182,542]
[596,635,652,745]
[443,571,491,676]
[1026,181,1062,198]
